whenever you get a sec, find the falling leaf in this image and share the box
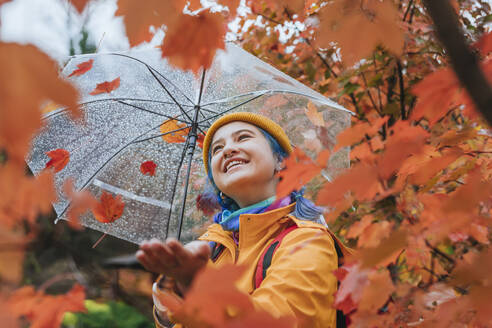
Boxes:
[89,77,120,95]
[67,59,94,77]
[305,101,325,126]
[9,283,86,328]
[196,192,220,216]
[315,0,404,66]
[160,119,190,143]
[276,148,330,199]
[63,178,97,229]
[161,10,226,74]
[92,191,125,223]
[0,43,80,164]
[140,160,157,176]
[116,0,182,46]
[45,148,70,173]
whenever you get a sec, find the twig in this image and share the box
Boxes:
[92,232,107,248]
[403,0,415,22]
[396,60,406,119]
[423,0,492,126]
[424,239,455,265]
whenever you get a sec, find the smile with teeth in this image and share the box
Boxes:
[224,160,248,172]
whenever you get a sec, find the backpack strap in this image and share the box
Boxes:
[210,243,225,262]
[254,224,297,289]
[253,223,349,328]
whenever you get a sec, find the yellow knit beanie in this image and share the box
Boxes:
[202,112,292,173]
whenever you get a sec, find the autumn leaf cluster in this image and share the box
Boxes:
[0,0,491,327]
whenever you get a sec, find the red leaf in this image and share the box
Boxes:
[276,148,329,199]
[92,191,125,223]
[89,77,120,95]
[197,132,205,149]
[140,160,157,176]
[474,31,492,56]
[68,59,94,77]
[45,148,70,173]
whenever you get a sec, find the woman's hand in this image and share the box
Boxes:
[136,238,211,292]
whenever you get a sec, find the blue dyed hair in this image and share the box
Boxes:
[206,126,324,222]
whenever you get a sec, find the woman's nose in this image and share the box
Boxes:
[222,143,238,158]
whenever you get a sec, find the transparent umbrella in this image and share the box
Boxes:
[27,43,352,245]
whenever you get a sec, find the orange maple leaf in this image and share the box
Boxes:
[68,59,94,77]
[333,264,369,315]
[161,10,226,74]
[160,119,190,143]
[9,283,86,328]
[116,0,182,46]
[140,160,157,176]
[92,191,125,223]
[315,0,404,66]
[89,77,120,95]
[276,148,330,199]
[317,162,382,206]
[45,148,70,173]
[63,178,97,229]
[334,116,388,152]
[0,43,80,164]
[305,101,325,126]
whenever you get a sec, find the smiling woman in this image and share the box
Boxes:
[136,112,350,328]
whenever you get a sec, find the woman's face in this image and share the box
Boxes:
[210,121,278,207]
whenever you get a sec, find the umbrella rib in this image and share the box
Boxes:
[146,66,194,123]
[132,125,190,144]
[109,53,195,105]
[116,100,191,124]
[197,93,266,126]
[43,98,193,121]
[54,120,169,222]
[200,89,352,113]
[164,135,190,238]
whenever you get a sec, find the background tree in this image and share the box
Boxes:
[0,0,491,327]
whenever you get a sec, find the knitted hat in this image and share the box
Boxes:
[202,112,293,173]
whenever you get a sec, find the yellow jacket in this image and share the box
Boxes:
[155,202,349,328]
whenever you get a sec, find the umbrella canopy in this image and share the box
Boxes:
[27,43,352,245]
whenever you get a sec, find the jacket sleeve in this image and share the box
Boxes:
[249,227,339,328]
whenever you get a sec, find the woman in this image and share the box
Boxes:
[136,112,349,328]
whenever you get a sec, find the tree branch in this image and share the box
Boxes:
[423,0,492,126]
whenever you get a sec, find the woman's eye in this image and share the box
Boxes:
[212,145,222,154]
[238,134,251,141]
